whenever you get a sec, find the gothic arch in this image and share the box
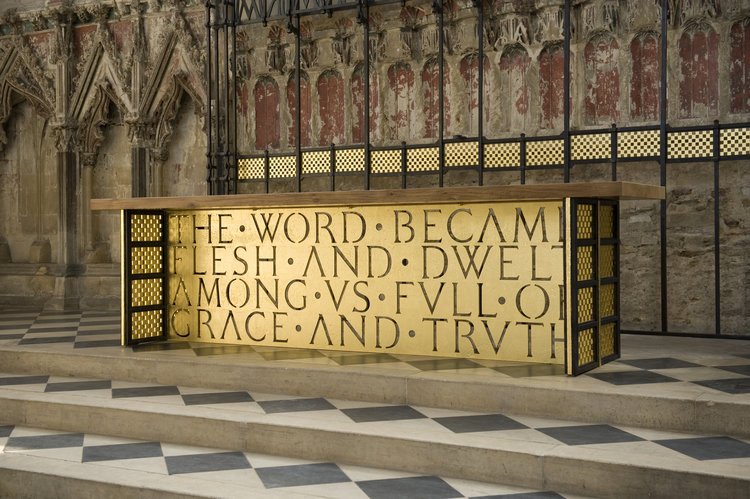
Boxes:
[317,69,345,146]
[499,45,532,132]
[730,18,750,114]
[351,62,379,144]
[630,32,660,121]
[539,43,564,129]
[254,76,281,150]
[584,32,620,125]
[422,58,450,140]
[287,70,311,147]
[459,53,489,136]
[678,21,719,118]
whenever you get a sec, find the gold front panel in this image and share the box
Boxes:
[600,322,615,357]
[131,214,163,242]
[578,327,595,366]
[131,246,162,274]
[166,201,566,363]
[131,309,163,340]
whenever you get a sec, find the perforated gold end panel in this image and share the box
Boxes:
[445,141,478,167]
[576,204,594,240]
[570,199,620,374]
[238,158,265,180]
[527,139,564,166]
[720,127,750,157]
[336,148,365,172]
[131,214,162,242]
[131,279,163,308]
[407,147,439,172]
[371,149,401,174]
[617,130,660,158]
[131,310,164,340]
[269,155,297,178]
[667,130,713,160]
[571,133,610,161]
[578,328,596,366]
[484,142,520,168]
[123,210,168,347]
[302,150,331,174]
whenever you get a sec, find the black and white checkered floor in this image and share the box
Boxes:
[1,309,750,395]
[0,424,570,498]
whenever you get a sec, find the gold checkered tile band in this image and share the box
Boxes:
[238,158,265,180]
[445,141,478,167]
[269,155,297,178]
[720,127,750,157]
[526,139,564,166]
[407,147,439,172]
[578,287,594,324]
[571,133,610,161]
[484,142,520,168]
[336,148,365,173]
[576,204,594,240]
[667,130,712,160]
[617,130,660,158]
[131,246,162,275]
[371,150,401,174]
[302,150,331,175]
[600,323,616,358]
[577,246,594,282]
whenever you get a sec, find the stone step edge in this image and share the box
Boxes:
[1,392,748,499]
[1,348,748,439]
[0,453,311,499]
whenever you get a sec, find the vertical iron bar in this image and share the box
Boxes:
[611,123,617,181]
[436,0,444,187]
[520,134,526,185]
[476,0,484,185]
[360,0,371,190]
[264,149,270,194]
[713,120,721,336]
[231,0,238,193]
[213,2,222,195]
[401,142,407,189]
[223,0,231,195]
[205,1,214,194]
[563,0,571,183]
[659,0,668,334]
[330,143,336,192]
[296,12,302,192]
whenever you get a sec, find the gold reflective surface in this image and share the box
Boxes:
[165,201,566,363]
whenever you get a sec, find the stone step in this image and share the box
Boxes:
[2,424,572,499]
[1,337,749,440]
[0,372,749,498]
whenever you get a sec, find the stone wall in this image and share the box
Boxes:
[0,0,748,335]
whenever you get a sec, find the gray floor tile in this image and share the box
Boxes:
[433,414,527,433]
[0,426,14,438]
[256,349,326,361]
[492,364,565,378]
[0,324,31,330]
[74,339,121,348]
[166,451,251,474]
[587,370,679,385]
[538,424,644,446]
[255,462,350,488]
[193,345,257,356]
[112,386,181,398]
[357,476,461,499]
[18,336,75,345]
[618,357,701,370]
[75,329,119,336]
[6,433,84,450]
[0,375,49,386]
[327,353,401,366]
[78,320,120,327]
[693,377,750,394]
[25,326,79,333]
[342,405,426,423]
[132,342,191,352]
[473,493,563,499]
[407,359,483,371]
[182,391,254,405]
[45,380,112,392]
[715,364,750,376]
[655,436,750,460]
[0,333,25,339]
[82,442,163,462]
[258,397,335,414]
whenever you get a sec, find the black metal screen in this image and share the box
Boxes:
[205,0,750,339]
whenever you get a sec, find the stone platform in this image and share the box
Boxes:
[0,308,749,498]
